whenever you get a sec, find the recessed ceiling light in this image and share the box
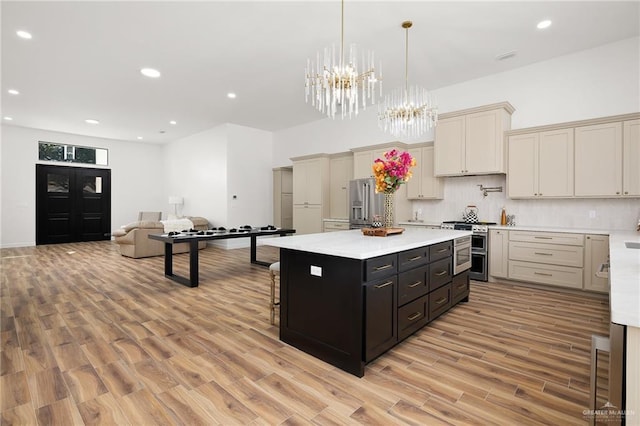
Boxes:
[140,68,161,78]
[85,119,100,124]
[4,116,13,121]
[137,136,143,140]
[16,30,32,39]
[169,120,177,125]
[537,20,552,29]
[8,89,20,95]
[227,93,237,99]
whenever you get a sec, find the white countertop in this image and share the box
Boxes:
[322,218,349,223]
[608,230,640,328]
[263,228,472,260]
[397,220,443,227]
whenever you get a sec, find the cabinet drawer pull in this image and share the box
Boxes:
[408,281,422,288]
[435,248,448,253]
[408,255,422,261]
[435,270,447,277]
[374,264,393,271]
[534,252,553,256]
[435,297,448,305]
[534,236,552,239]
[407,312,422,321]
[534,272,552,276]
[374,281,393,289]
[456,283,466,290]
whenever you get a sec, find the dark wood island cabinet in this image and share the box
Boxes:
[265,229,472,377]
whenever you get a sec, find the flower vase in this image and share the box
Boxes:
[383,192,394,228]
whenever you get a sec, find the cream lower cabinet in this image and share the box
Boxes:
[488,229,509,279]
[406,145,443,200]
[584,234,609,293]
[323,220,350,232]
[507,128,574,198]
[293,205,323,235]
[507,231,584,289]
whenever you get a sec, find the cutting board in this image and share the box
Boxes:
[361,227,405,237]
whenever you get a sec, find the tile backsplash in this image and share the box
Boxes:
[412,175,639,231]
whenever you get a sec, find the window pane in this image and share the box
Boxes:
[39,143,65,161]
[48,174,69,193]
[82,176,102,194]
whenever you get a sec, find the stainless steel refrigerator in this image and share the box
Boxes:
[348,178,384,228]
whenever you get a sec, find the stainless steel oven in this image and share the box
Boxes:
[442,221,495,281]
[453,236,472,275]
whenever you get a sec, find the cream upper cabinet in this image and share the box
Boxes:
[353,151,374,179]
[406,145,443,200]
[433,116,465,176]
[293,158,324,204]
[584,234,609,293]
[508,129,574,198]
[575,122,623,197]
[434,102,514,176]
[353,147,399,179]
[623,119,640,196]
[329,154,353,219]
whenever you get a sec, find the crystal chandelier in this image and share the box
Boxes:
[305,0,381,119]
[379,21,437,138]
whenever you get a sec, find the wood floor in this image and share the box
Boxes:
[1,241,610,425]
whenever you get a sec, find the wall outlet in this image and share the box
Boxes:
[589,210,596,219]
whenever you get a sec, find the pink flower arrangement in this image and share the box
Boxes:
[372,149,416,194]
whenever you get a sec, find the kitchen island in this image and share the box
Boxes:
[263,228,472,376]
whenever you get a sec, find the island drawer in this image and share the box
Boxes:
[429,241,452,262]
[429,257,452,291]
[398,295,429,341]
[398,247,429,272]
[397,265,428,306]
[429,283,452,321]
[451,271,469,303]
[365,254,397,281]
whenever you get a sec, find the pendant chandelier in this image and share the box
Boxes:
[379,21,437,138]
[305,0,381,119]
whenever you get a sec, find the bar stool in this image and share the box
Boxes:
[269,262,280,325]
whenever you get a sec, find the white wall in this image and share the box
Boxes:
[273,37,640,231]
[0,125,164,247]
[164,123,274,249]
[163,125,228,226]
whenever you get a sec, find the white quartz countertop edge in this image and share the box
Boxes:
[489,224,613,235]
[608,230,640,328]
[263,228,472,260]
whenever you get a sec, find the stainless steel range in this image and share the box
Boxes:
[441,221,496,281]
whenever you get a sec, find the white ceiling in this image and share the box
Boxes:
[2,1,639,144]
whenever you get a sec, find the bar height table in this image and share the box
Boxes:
[149,228,295,287]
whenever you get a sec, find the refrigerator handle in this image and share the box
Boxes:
[363,183,369,221]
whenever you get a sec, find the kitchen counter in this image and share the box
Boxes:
[263,228,472,260]
[489,224,610,235]
[489,225,639,328]
[608,230,640,328]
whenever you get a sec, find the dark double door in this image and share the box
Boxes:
[36,164,111,245]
